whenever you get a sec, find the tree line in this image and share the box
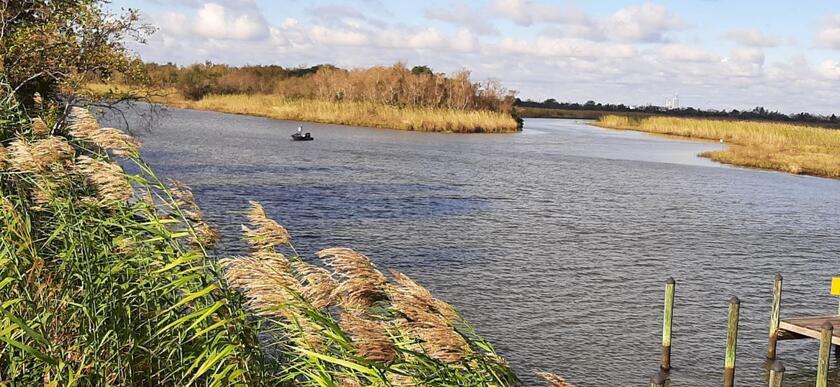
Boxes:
[518,98,840,126]
[123,62,517,113]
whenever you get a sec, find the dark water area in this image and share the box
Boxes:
[115,106,840,386]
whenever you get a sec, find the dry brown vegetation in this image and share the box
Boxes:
[99,62,522,133]
[596,115,840,179]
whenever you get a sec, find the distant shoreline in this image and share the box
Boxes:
[594,115,840,179]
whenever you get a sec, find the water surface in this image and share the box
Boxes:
[123,108,840,386]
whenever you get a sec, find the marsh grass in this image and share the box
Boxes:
[175,94,520,133]
[222,203,522,386]
[84,84,520,133]
[0,89,266,385]
[596,115,840,178]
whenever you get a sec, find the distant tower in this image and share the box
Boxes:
[665,92,679,109]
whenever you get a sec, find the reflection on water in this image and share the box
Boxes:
[120,107,840,386]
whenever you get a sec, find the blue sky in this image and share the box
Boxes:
[112,1,840,114]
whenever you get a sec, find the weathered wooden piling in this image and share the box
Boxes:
[650,370,667,387]
[767,273,782,360]
[816,321,833,387]
[723,296,740,387]
[661,277,675,371]
[767,361,784,387]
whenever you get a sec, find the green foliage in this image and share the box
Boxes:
[0,87,268,385]
[0,0,153,103]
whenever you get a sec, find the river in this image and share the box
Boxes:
[122,107,840,386]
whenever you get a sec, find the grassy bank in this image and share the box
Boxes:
[596,115,840,178]
[86,84,520,133]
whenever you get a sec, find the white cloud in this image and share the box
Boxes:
[497,37,636,60]
[606,3,687,42]
[488,0,588,27]
[724,29,780,47]
[193,3,268,40]
[817,60,840,80]
[451,29,478,52]
[659,44,720,63]
[308,25,369,46]
[425,2,499,36]
[816,15,840,49]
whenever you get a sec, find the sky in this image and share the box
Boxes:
[111,0,840,114]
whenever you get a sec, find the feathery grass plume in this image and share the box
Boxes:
[339,312,397,363]
[537,371,574,387]
[68,109,136,154]
[291,261,337,309]
[0,144,6,168]
[409,324,469,364]
[68,106,99,137]
[168,179,219,246]
[7,136,74,173]
[337,377,363,387]
[317,248,388,309]
[31,117,50,136]
[76,156,133,204]
[386,373,416,386]
[388,270,469,363]
[68,107,140,156]
[390,270,460,323]
[243,201,290,251]
[221,252,301,317]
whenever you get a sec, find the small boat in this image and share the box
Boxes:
[291,132,314,141]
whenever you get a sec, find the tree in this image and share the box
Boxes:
[0,0,152,103]
[411,65,433,75]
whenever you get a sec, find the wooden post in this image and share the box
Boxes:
[661,277,675,371]
[767,361,784,387]
[816,321,833,387]
[767,273,782,360]
[650,370,667,387]
[724,296,740,387]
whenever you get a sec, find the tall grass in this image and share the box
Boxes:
[83,85,520,133]
[171,94,521,133]
[2,85,561,385]
[0,88,266,385]
[596,115,840,178]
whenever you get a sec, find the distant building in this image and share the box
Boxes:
[665,92,680,110]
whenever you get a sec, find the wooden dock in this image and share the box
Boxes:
[649,274,840,387]
[778,315,840,345]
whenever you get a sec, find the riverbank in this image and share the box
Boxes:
[86,84,520,133]
[595,115,840,179]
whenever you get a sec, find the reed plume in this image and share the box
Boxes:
[168,179,219,246]
[291,261,336,309]
[222,252,326,349]
[339,312,397,363]
[537,371,574,387]
[68,107,139,155]
[8,136,74,173]
[243,201,290,251]
[221,252,300,317]
[389,270,468,363]
[317,248,388,310]
[31,117,50,136]
[75,156,133,204]
[0,144,7,168]
[390,270,460,323]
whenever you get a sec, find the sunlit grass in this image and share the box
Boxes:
[596,115,840,178]
[173,93,519,133]
[85,84,519,133]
